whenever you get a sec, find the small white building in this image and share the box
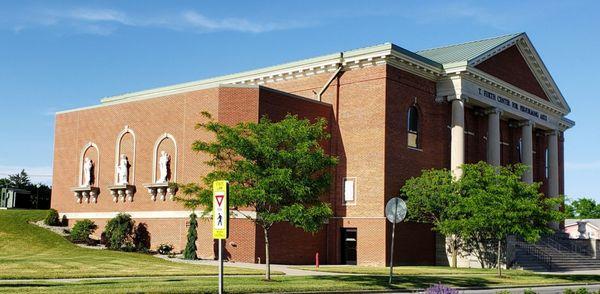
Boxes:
[0,188,31,209]
[565,219,600,239]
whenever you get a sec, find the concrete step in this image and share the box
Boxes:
[513,237,600,271]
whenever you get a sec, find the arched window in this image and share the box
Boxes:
[407,106,419,148]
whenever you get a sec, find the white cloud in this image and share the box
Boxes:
[10,7,313,35]
[181,11,307,33]
[0,165,52,185]
[66,8,129,24]
[565,160,600,171]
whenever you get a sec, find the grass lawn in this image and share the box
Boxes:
[0,209,264,279]
[3,273,600,293]
[3,210,600,293]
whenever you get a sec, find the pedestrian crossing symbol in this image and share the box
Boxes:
[212,180,229,239]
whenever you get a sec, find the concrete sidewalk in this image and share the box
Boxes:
[155,255,340,276]
[537,269,600,275]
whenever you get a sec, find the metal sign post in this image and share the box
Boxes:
[213,180,229,294]
[385,197,407,285]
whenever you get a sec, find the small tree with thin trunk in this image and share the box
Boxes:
[183,213,198,260]
[401,168,464,268]
[178,112,336,280]
[458,162,563,277]
[401,162,563,274]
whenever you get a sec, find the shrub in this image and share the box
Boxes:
[61,214,69,226]
[183,213,198,260]
[158,243,174,255]
[44,209,60,226]
[133,223,151,252]
[425,283,459,294]
[104,213,134,250]
[121,241,137,252]
[70,219,97,244]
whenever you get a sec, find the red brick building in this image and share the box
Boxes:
[52,33,573,266]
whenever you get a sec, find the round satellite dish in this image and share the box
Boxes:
[385,197,407,224]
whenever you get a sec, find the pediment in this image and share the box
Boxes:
[469,34,570,113]
[475,45,549,101]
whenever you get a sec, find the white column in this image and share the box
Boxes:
[547,130,560,230]
[548,130,559,198]
[451,98,465,178]
[486,109,501,166]
[521,121,534,183]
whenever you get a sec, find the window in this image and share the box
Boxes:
[407,106,419,148]
[517,138,522,163]
[545,148,549,179]
[343,178,356,204]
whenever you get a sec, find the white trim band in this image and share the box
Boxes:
[60,210,257,220]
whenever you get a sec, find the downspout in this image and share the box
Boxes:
[317,53,344,264]
[317,53,344,102]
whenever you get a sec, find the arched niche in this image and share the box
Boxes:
[114,126,136,185]
[79,142,99,187]
[152,133,178,183]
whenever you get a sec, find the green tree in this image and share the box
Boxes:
[179,113,337,280]
[183,213,198,260]
[457,162,563,277]
[401,162,563,276]
[401,168,463,268]
[7,169,31,188]
[564,198,600,218]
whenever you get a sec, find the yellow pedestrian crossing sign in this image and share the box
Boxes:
[212,180,229,239]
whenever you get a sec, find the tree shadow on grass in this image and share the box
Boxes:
[311,275,497,290]
[313,273,600,291]
[0,283,63,288]
[533,274,600,283]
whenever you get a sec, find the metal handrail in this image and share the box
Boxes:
[515,241,553,271]
[543,235,590,256]
[543,237,571,252]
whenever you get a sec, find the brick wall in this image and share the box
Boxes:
[52,57,566,267]
[261,65,393,265]
[464,107,486,164]
[53,83,338,263]
[476,46,549,101]
[384,65,444,265]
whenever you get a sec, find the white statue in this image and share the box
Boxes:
[158,151,170,183]
[116,154,129,185]
[82,157,93,187]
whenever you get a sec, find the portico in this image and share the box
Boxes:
[430,34,574,206]
[442,76,568,198]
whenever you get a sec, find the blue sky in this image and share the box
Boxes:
[0,1,598,200]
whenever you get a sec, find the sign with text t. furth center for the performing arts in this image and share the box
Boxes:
[212,180,229,239]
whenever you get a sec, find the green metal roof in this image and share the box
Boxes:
[416,33,523,65]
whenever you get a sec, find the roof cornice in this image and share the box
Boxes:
[465,33,571,114]
[467,34,522,67]
[58,43,444,111]
[464,67,567,117]
[516,34,571,113]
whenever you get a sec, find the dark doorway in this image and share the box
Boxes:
[341,228,357,265]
